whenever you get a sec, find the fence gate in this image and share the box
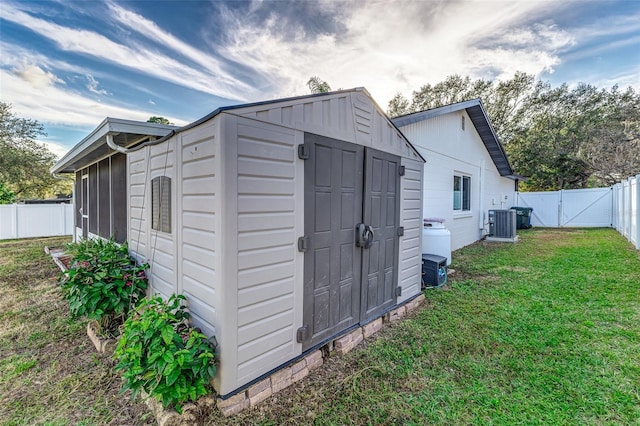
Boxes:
[516,188,613,228]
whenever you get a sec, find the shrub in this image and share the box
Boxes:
[60,238,147,335]
[114,294,216,412]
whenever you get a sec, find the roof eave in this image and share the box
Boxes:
[391,99,514,175]
[51,118,177,174]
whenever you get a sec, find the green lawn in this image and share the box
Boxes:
[229,228,640,425]
[1,229,638,425]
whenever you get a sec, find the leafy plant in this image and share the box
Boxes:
[114,294,216,412]
[0,181,15,204]
[60,238,147,335]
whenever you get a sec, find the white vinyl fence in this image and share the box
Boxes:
[613,175,640,249]
[0,204,74,240]
[515,174,640,250]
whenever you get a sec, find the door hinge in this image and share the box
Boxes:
[395,286,402,297]
[296,326,308,343]
[298,144,309,160]
[298,236,309,252]
[398,165,405,176]
[397,226,404,236]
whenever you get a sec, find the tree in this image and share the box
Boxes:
[147,116,172,125]
[582,86,640,185]
[388,74,640,190]
[0,181,15,204]
[0,102,69,199]
[307,76,332,94]
[387,93,411,117]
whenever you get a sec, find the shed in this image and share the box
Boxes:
[392,99,519,250]
[54,88,425,397]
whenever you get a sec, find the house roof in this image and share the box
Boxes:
[391,99,518,179]
[51,118,178,174]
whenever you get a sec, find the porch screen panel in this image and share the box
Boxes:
[88,164,98,234]
[111,153,127,243]
[98,158,111,238]
[74,171,82,226]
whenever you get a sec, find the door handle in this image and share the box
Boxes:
[356,223,375,249]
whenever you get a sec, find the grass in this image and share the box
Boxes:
[226,228,640,425]
[0,237,150,426]
[1,229,638,425]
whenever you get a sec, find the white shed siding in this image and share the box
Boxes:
[234,90,422,164]
[223,115,303,391]
[178,121,220,340]
[399,110,515,251]
[398,158,424,303]
[128,150,149,261]
[125,91,423,397]
[238,94,355,143]
[147,141,177,299]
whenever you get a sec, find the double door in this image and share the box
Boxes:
[301,133,401,350]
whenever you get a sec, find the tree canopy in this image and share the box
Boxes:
[147,116,172,125]
[388,73,640,190]
[0,102,71,201]
[307,76,332,94]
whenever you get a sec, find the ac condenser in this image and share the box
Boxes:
[488,209,517,239]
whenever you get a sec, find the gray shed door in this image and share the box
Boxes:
[361,149,400,321]
[302,133,400,350]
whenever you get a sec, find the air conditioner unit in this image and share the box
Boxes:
[488,209,516,239]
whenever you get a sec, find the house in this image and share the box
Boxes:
[51,88,425,398]
[392,99,520,251]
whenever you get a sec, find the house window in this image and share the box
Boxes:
[453,175,471,211]
[152,176,171,233]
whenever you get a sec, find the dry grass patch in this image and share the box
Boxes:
[0,237,151,425]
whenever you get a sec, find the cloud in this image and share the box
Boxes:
[215,0,567,104]
[106,2,253,95]
[86,74,110,96]
[13,64,65,88]
[1,67,187,128]
[0,2,252,101]
[40,139,71,160]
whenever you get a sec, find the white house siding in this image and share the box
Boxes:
[220,114,303,394]
[399,110,515,251]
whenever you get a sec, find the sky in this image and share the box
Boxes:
[1,0,639,159]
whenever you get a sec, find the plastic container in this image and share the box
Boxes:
[422,218,451,266]
[510,207,533,229]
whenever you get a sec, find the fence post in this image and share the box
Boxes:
[631,175,640,250]
[13,204,19,239]
[558,190,564,227]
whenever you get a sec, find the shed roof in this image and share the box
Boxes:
[149,87,425,162]
[51,118,178,174]
[391,99,517,179]
[52,88,425,175]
